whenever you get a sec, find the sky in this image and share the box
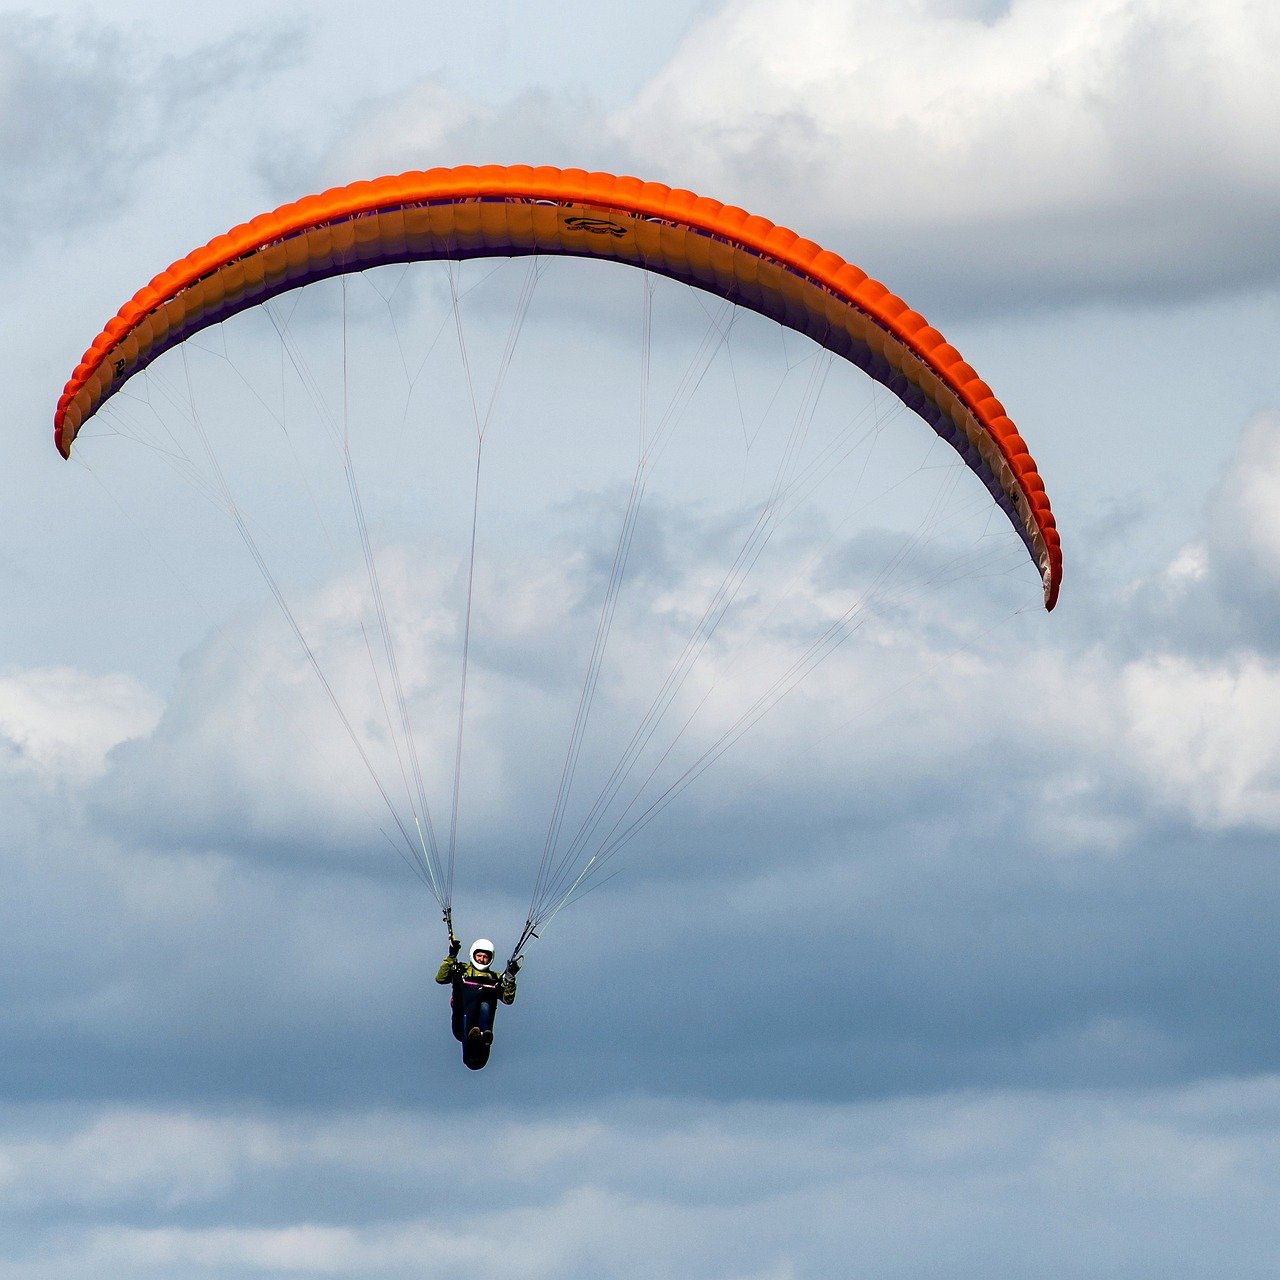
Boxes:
[4,1,1280,1276]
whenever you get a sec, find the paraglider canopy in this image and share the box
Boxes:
[54,164,1060,608]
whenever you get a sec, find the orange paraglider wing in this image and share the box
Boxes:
[54,164,1060,607]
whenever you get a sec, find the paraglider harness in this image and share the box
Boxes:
[443,910,519,1044]
[449,966,505,1042]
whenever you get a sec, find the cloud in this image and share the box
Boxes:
[1125,411,1280,656]
[619,0,1280,307]
[325,0,1280,313]
[0,667,160,782]
[21,225,1280,1114]
[1211,414,1280,570]
[3,1081,1280,1278]
[319,84,625,192]
[0,12,300,253]
[27,466,1278,1108]
[1199,411,1280,635]
[89,541,593,875]
[0,13,141,244]
[86,496,1048,874]
[1120,652,1280,829]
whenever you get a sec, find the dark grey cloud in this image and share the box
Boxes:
[9,595,1279,1116]
[2,1081,1280,1279]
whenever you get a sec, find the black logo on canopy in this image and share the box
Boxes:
[563,215,627,238]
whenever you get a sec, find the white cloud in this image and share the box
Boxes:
[328,0,1280,307]
[1121,652,1280,828]
[324,82,487,182]
[0,668,160,782]
[0,1111,278,1211]
[92,546,559,864]
[1207,411,1280,582]
[86,469,1280,876]
[895,638,1280,837]
[621,0,1280,225]
[1137,412,1280,653]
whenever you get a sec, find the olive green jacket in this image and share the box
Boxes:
[435,957,517,1004]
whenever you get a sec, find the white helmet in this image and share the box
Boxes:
[470,939,495,968]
